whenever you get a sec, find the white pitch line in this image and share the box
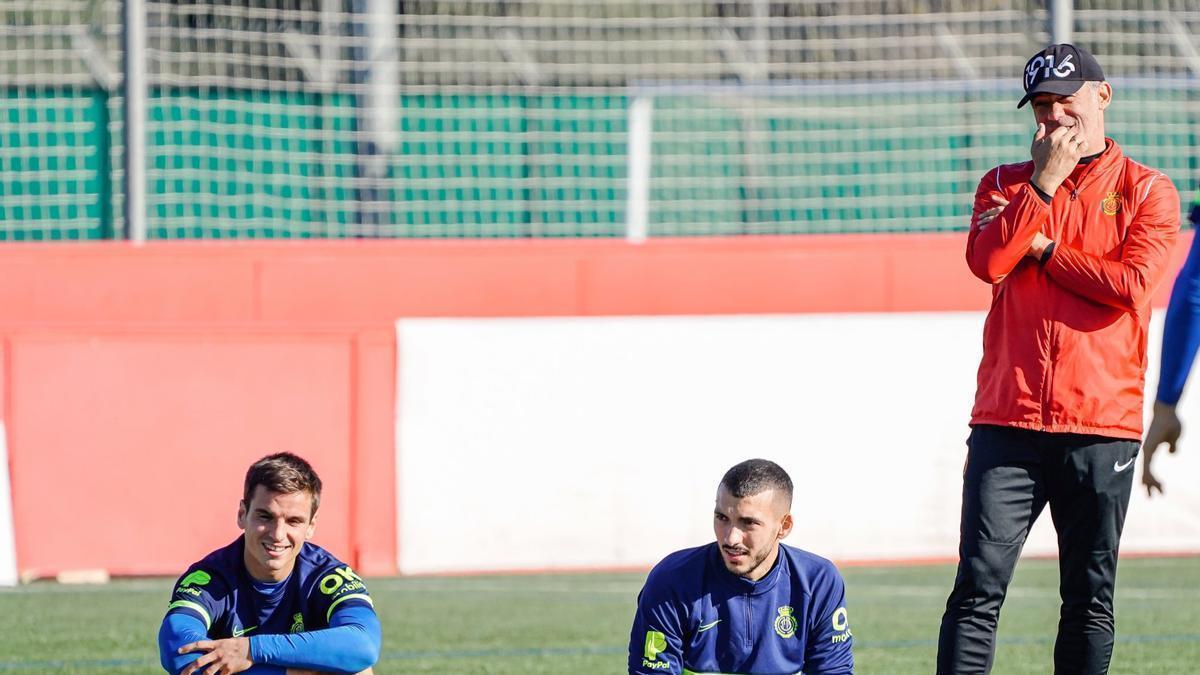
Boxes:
[845,584,1200,601]
[368,580,641,595]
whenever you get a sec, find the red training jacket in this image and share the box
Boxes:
[967,138,1179,440]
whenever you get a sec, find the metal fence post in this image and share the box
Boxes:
[625,96,652,243]
[123,0,146,243]
[1050,0,1073,44]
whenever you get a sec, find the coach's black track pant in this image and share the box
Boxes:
[936,424,1137,675]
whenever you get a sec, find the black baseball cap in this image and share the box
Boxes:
[1017,43,1106,108]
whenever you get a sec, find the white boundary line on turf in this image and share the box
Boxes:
[843,585,1200,601]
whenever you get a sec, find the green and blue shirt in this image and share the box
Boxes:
[629,542,853,675]
[158,537,379,674]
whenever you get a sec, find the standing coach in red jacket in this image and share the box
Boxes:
[937,44,1180,675]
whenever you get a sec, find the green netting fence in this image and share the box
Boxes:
[3,82,1197,240]
[6,0,1200,240]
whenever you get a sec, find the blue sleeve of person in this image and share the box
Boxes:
[164,567,226,636]
[157,613,287,675]
[249,604,381,672]
[1157,194,1200,405]
[628,572,685,675]
[310,564,375,625]
[802,564,854,675]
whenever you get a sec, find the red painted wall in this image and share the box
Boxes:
[0,232,1190,577]
[0,234,998,322]
[7,330,354,576]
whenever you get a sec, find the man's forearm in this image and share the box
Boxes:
[1158,264,1200,404]
[250,607,381,673]
[1042,240,1174,312]
[159,614,288,675]
[966,185,1049,283]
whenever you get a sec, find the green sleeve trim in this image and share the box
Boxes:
[167,600,212,630]
[326,593,374,622]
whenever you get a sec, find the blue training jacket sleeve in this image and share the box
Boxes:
[157,613,286,675]
[1157,204,1200,405]
[161,566,294,674]
[801,563,854,675]
[158,612,208,674]
[249,604,381,672]
[308,563,374,625]
[628,573,686,675]
[165,566,228,635]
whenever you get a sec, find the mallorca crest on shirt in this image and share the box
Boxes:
[774,606,797,639]
[1102,191,1121,216]
[290,612,305,633]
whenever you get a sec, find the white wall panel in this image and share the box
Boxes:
[396,313,1200,574]
[0,421,17,586]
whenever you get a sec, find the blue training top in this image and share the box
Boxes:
[629,542,854,675]
[1157,194,1200,405]
[158,537,380,674]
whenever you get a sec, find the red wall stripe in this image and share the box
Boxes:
[0,233,1188,322]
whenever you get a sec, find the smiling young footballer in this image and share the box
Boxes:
[158,453,381,675]
[629,459,854,675]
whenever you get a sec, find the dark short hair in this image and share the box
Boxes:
[243,452,323,517]
[720,459,793,507]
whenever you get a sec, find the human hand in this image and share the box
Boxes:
[1026,231,1053,260]
[1030,120,1086,194]
[1141,401,1182,497]
[976,194,1009,231]
[179,637,253,675]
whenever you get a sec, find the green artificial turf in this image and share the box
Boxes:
[0,556,1195,673]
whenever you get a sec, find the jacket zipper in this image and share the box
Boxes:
[1043,323,1058,428]
[1041,183,1076,428]
[745,596,753,648]
[1041,153,1119,430]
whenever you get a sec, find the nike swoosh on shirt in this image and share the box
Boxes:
[1114,458,1135,472]
[232,625,257,637]
[697,620,722,632]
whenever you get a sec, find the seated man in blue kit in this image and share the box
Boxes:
[629,459,854,674]
[158,452,380,675]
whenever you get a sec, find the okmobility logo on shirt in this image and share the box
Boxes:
[643,631,672,670]
[831,607,852,644]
